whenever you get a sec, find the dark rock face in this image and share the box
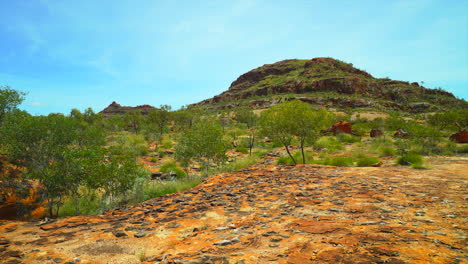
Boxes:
[99,101,156,117]
[449,130,468,143]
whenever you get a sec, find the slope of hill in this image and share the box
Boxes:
[1,157,466,264]
[99,101,156,117]
[193,58,466,112]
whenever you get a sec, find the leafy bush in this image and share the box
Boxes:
[457,144,468,154]
[235,146,249,154]
[356,157,381,167]
[377,145,397,157]
[397,153,424,166]
[216,155,261,173]
[110,132,148,157]
[319,156,354,167]
[159,161,187,178]
[336,133,361,143]
[142,177,201,201]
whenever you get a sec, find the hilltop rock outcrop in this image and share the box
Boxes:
[99,101,156,117]
[192,57,466,112]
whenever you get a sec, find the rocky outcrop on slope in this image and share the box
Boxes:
[0,157,467,264]
[193,58,466,112]
[99,101,156,117]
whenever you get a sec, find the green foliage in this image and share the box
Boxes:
[175,121,227,176]
[215,154,261,173]
[0,86,26,125]
[370,138,397,157]
[336,133,361,143]
[259,100,333,164]
[235,146,249,154]
[146,105,172,140]
[235,107,258,129]
[108,132,148,157]
[124,110,144,134]
[159,161,187,178]
[277,151,314,164]
[320,156,354,167]
[428,110,468,130]
[314,136,344,153]
[457,144,468,153]
[143,177,200,199]
[356,157,381,167]
[1,113,147,217]
[397,153,424,166]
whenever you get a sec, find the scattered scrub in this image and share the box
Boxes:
[397,153,424,167]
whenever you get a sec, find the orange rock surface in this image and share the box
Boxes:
[0,157,467,264]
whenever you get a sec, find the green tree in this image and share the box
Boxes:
[0,86,26,125]
[146,105,172,141]
[124,110,144,134]
[2,113,146,217]
[235,107,258,129]
[259,100,332,164]
[175,121,227,176]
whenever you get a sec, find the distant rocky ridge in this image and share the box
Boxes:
[193,57,467,112]
[99,101,156,117]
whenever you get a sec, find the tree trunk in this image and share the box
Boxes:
[300,142,306,164]
[284,145,297,164]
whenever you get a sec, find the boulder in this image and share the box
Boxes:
[394,128,410,138]
[449,130,468,143]
[370,129,383,138]
[325,121,353,135]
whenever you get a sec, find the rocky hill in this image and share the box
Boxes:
[193,58,467,112]
[99,101,156,117]
[1,157,466,264]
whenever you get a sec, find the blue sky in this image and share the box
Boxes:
[0,0,467,115]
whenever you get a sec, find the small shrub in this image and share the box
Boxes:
[143,177,201,201]
[356,157,381,167]
[377,145,397,157]
[235,146,249,154]
[323,156,354,167]
[315,137,344,153]
[150,157,158,163]
[277,155,292,164]
[336,133,361,143]
[411,163,428,169]
[458,144,468,154]
[159,161,186,178]
[215,155,261,172]
[109,133,149,157]
[397,153,424,166]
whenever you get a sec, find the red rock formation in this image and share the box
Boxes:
[325,121,353,135]
[449,130,468,143]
